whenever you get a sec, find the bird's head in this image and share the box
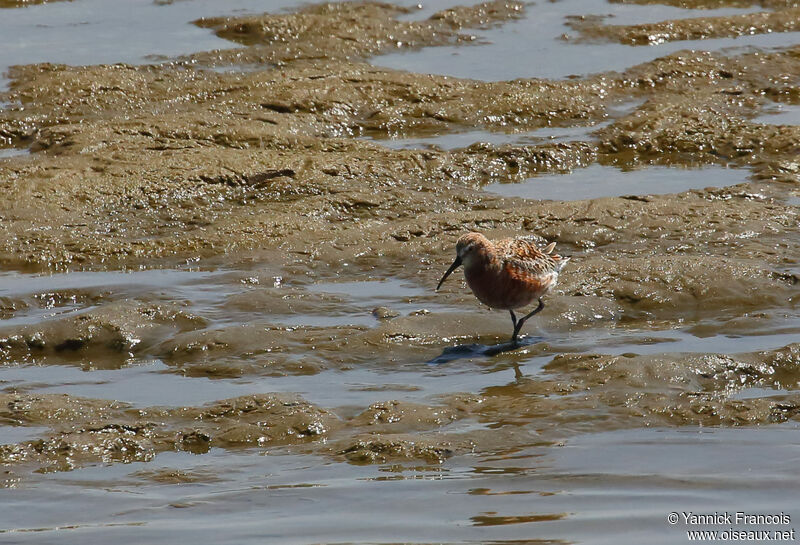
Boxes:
[436,232,489,291]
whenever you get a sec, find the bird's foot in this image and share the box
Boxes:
[484,341,520,357]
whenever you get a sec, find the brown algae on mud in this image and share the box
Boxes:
[0,0,798,480]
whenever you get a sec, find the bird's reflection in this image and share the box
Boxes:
[428,336,542,365]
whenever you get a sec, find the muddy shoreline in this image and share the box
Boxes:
[0,0,799,480]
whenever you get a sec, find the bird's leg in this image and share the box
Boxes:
[518,299,545,328]
[509,310,519,343]
[511,299,545,343]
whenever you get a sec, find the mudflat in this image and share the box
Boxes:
[0,0,798,542]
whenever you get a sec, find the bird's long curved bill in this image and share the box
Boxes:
[436,256,462,291]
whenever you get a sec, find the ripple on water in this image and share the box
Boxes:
[484,164,750,201]
[6,425,800,544]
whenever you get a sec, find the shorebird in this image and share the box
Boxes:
[436,232,569,343]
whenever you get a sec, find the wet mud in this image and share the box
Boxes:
[3,341,800,473]
[193,0,525,64]
[0,0,799,486]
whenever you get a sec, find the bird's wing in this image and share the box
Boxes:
[500,236,574,276]
[496,238,556,276]
[496,237,544,260]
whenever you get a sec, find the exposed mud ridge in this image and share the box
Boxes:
[569,7,800,44]
[0,54,798,271]
[0,393,341,472]
[193,0,525,66]
[0,0,800,477]
[0,14,798,271]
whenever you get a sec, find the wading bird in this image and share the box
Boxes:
[436,232,569,343]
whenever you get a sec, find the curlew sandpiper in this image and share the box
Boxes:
[436,232,569,343]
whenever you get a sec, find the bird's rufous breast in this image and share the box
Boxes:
[464,257,545,310]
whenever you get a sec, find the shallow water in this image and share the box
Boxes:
[0,0,255,89]
[5,426,800,544]
[0,148,28,160]
[754,102,800,126]
[2,0,800,542]
[376,0,786,80]
[365,98,644,149]
[0,0,447,90]
[0,425,48,446]
[365,121,603,149]
[485,164,750,200]
[2,264,797,405]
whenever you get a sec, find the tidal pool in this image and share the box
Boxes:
[755,102,800,126]
[484,163,750,200]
